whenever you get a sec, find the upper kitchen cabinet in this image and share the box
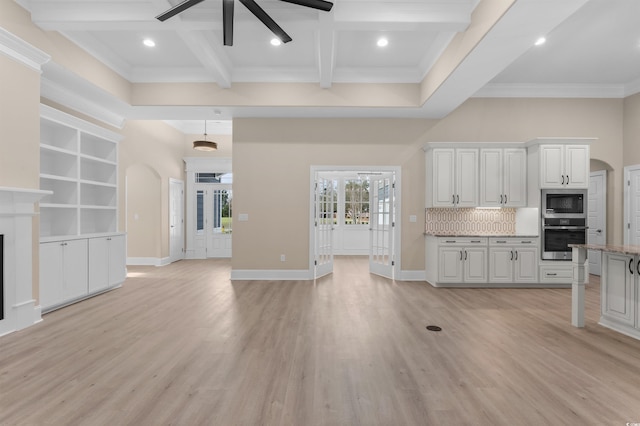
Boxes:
[425,146,478,208]
[527,138,593,190]
[480,148,527,207]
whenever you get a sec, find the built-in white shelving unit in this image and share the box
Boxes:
[39,104,126,313]
[39,104,121,239]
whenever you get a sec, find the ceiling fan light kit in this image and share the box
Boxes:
[156,0,334,46]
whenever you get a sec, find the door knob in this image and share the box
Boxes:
[596,229,602,233]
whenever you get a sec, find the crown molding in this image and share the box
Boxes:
[0,26,50,72]
[40,61,130,129]
[473,83,626,99]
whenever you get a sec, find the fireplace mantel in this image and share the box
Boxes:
[0,186,51,337]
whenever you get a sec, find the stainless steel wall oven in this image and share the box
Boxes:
[541,189,587,260]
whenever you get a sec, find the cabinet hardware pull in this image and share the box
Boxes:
[445,240,456,243]
[464,250,467,260]
[567,175,570,184]
[471,240,481,243]
[504,194,507,204]
[497,240,506,243]
[521,241,532,244]
[500,194,503,204]
[637,259,639,275]
[561,175,565,185]
[460,251,463,261]
[456,194,460,204]
[510,251,513,261]
[547,273,557,276]
[515,250,518,260]
[453,194,455,205]
[630,258,634,275]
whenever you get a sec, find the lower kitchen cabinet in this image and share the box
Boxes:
[601,252,636,327]
[488,238,538,284]
[429,238,488,285]
[40,233,126,312]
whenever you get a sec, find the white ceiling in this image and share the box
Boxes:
[14,0,640,134]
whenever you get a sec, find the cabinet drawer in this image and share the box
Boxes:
[438,237,487,246]
[540,265,572,283]
[489,238,537,246]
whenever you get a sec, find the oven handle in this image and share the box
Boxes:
[543,226,588,230]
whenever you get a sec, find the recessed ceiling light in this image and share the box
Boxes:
[143,38,156,47]
[271,38,282,46]
[377,37,389,48]
[534,37,546,46]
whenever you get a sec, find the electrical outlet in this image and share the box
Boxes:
[280,254,286,262]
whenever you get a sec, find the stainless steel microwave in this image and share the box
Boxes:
[541,189,587,219]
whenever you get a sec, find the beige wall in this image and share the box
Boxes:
[120,121,185,259]
[233,98,627,273]
[623,93,640,166]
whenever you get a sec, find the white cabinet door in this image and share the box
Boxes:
[464,247,487,283]
[63,239,88,300]
[480,149,503,207]
[88,237,109,293]
[602,253,635,326]
[540,145,565,188]
[489,246,513,282]
[39,242,64,309]
[514,246,538,283]
[108,235,127,286]
[456,149,478,207]
[89,235,127,292]
[439,247,463,283]
[503,149,527,207]
[565,145,589,188]
[431,149,456,207]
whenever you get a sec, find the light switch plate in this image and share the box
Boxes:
[239,213,249,221]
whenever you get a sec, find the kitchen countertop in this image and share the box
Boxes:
[570,243,640,256]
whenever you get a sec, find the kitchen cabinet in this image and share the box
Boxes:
[436,238,487,284]
[425,148,478,208]
[601,252,636,327]
[88,234,126,293]
[488,238,538,283]
[539,144,589,189]
[480,148,527,207]
[40,238,88,311]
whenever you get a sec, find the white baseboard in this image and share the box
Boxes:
[127,257,172,267]
[231,269,314,281]
[398,270,427,281]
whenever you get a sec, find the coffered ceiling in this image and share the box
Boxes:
[13,0,640,132]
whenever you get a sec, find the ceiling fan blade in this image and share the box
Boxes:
[239,0,293,43]
[156,0,205,21]
[278,0,333,12]
[223,0,234,46]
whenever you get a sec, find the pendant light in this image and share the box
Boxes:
[193,120,218,151]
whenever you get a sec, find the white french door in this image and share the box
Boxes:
[588,171,606,275]
[314,176,336,278]
[369,173,395,279]
[194,184,232,258]
[169,178,184,263]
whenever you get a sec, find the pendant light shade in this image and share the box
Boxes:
[193,120,218,151]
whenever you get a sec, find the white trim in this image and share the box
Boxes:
[230,269,314,281]
[168,178,185,264]
[398,270,427,281]
[0,26,50,73]
[183,157,232,173]
[40,103,123,142]
[40,62,129,129]
[473,83,626,99]
[623,165,640,245]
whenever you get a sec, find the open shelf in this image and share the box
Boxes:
[40,104,122,239]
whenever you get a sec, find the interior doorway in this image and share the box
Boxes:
[588,170,606,275]
[310,166,401,280]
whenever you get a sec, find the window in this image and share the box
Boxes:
[344,178,369,225]
[196,172,232,183]
[196,190,204,234]
[213,189,232,233]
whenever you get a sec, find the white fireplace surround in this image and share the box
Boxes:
[0,186,50,337]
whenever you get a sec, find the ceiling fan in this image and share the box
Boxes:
[156,0,334,46]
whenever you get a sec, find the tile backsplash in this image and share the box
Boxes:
[425,208,516,235]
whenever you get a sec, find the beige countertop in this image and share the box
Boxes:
[570,244,640,256]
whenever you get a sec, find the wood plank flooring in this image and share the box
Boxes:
[1,256,640,425]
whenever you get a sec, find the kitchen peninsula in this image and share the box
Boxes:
[571,244,640,341]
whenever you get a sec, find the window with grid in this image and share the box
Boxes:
[344,178,369,225]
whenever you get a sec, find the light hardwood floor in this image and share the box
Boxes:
[1,257,640,425]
